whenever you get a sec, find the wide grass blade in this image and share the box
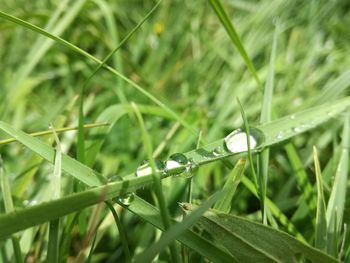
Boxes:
[313,146,327,251]
[134,191,224,263]
[326,113,349,256]
[182,205,339,263]
[213,158,246,213]
[208,0,262,88]
[128,196,236,263]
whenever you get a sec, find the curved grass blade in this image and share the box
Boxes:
[313,146,327,252]
[6,0,86,106]
[0,122,109,146]
[0,10,197,136]
[76,0,162,165]
[213,158,246,213]
[182,205,339,263]
[0,121,105,187]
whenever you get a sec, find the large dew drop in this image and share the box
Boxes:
[136,160,165,177]
[116,192,135,206]
[224,128,264,153]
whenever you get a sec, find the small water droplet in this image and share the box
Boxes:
[107,175,123,182]
[290,114,295,120]
[178,158,198,179]
[23,199,38,207]
[327,111,334,117]
[224,128,264,153]
[136,160,165,177]
[213,146,225,157]
[292,127,301,133]
[275,131,283,140]
[116,192,134,206]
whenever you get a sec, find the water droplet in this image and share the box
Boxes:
[116,192,134,206]
[275,131,283,140]
[165,153,188,176]
[23,199,38,207]
[290,114,295,120]
[107,175,123,182]
[292,127,301,133]
[213,146,225,157]
[178,158,198,179]
[136,160,165,177]
[224,128,265,153]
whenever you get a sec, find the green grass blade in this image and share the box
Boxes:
[105,201,131,262]
[76,1,161,165]
[0,121,105,187]
[128,196,237,263]
[326,113,349,256]
[241,176,306,243]
[213,158,246,213]
[6,0,86,105]
[0,173,158,239]
[0,157,23,262]
[313,146,327,252]
[0,99,349,240]
[0,9,197,136]
[46,125,62,263]
[259,97,350,146]
[208,0,262,88]
[182,205,339,263]
[258,20,279,225]
[285,143,317,223]
[131,102,181,263]
[134,191,224,263]
[0,122,109,146]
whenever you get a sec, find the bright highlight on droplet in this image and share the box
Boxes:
[116,192,134,206]
[224,128,264,153]
[135,160,165,177]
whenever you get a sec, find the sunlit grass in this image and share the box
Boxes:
[0,0,349,262]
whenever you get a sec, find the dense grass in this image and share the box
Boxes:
[0,0,350,262]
